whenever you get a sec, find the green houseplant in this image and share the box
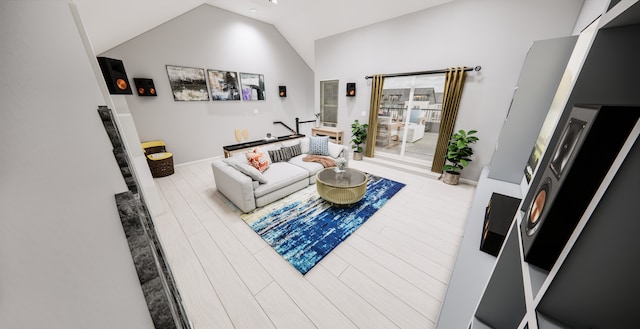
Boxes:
[442,129,479,185]
[350,119,369,160]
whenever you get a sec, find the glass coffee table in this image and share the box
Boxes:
[316,168,368,206]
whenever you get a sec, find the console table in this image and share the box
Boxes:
[311,126,343,144]
[222,134,305,158]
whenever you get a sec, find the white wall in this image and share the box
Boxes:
[102,4,315,164]
[0,1,154,328]
[314,0,585,181]
[573,0,610,34]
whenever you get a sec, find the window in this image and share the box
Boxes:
[320,80,338,127]
[376,74,445,161]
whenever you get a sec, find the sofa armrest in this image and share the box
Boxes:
[211,159,256,213]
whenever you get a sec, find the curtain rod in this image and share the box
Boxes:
[365,65,481,79]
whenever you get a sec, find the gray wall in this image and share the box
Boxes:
[0,1,154,328]
[314,0,585,181]
[102,4,315,164]
[488,36,578,184]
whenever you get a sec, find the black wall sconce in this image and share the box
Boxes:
[279,86,287,97]
[346,82,356,97]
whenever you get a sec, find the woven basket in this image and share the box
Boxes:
[146,152,174,177]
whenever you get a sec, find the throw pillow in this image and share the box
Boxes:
[246,150,270,172]
[300,137,310,154]
[232,163,268,184]
[327,142,343,158]
[283,144,302,158]
[254,146,273,165]
[268,148,292,163]
[308,136,329,156]
[223,153,249,166]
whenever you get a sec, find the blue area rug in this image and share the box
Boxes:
[240,173,405,274]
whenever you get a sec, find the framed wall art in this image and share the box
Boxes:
[239,72,265,101]
[207,69,240,101]
[165,65,210,101]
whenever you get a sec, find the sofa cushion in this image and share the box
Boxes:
[288,154,324,177]
[309,136,329,156]
[223,153,249,166]
[300,137,310,154]
[232,162,268,184]
[327,142,343,158]
[254,162,308,198]
[256,179,309,208]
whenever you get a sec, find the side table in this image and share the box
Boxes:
[316,168,367,206]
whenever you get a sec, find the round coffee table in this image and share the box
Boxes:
[316,168,368,206]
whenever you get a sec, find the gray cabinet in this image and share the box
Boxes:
[438,1,640,328]
[488,36,578,184]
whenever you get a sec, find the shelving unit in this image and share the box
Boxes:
[311,126,343,144]
[474,225,526,329]
[438,1,640,328]
[468,113,640,329]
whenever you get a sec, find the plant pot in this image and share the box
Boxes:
[353,151,363,161]
[442,171,460,185]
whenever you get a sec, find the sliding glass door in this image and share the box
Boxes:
[374,74,445,166]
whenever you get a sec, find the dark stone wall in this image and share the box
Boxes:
[100,106,191,329]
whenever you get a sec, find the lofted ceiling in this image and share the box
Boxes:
[73,0,452,68]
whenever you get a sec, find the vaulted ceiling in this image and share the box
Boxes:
[73,0,452,68]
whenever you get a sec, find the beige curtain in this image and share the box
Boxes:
[431,67,468,173]
[365,74,385,157]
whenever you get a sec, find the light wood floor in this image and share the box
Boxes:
[152,158,476,329]
[375,132,438,163]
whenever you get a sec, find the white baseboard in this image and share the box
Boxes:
[174,156,222,168]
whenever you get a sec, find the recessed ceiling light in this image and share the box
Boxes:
[249,8,257,13]
[269,0,278,4]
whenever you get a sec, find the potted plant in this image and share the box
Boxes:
[350,119,369,160]
[314,113,321,127]
[442,129,479,185]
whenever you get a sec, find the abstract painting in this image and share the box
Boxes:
[207,69,240,101]
[239,72,265,101]
[165,65,209,101]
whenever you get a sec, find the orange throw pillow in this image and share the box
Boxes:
[246,149,269,173]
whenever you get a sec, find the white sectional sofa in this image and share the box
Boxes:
[211,136,348,213]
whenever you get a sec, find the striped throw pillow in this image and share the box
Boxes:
[268,148,292,163]
[283,144,302,158]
